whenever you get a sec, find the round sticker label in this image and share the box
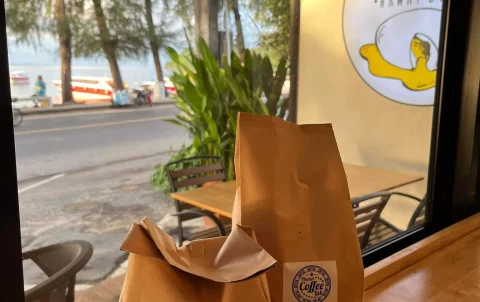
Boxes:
[292,265,331,302]
[343,0,443,105]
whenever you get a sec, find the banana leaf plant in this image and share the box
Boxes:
[151,38,290,195]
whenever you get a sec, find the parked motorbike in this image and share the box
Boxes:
[132,87,153,107]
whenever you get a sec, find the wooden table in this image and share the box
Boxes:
[171,164,424,219]
[365,213,480,301]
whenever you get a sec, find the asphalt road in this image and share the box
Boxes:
[16,105,192,284]
[15,105,188,182]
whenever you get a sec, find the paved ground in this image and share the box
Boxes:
[15,99,174,115]
[15,105,185,181]
[16,106,191,284]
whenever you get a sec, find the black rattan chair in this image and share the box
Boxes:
[23,240,93,302]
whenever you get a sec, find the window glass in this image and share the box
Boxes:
[298,0,443,250]
[5,0,444,296]
[7,0,291,295]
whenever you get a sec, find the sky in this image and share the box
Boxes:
[7,37,161,67]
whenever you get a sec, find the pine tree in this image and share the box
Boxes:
[248,0,290,61]
[72,0,149,90]
[143,0,178,83]
[5,0,78,103]
[194,0,220,60]
[54,0,74,103]
[230,0,245,61]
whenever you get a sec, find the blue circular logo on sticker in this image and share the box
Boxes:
[292,265,331,302]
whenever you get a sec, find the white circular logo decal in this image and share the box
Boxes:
[343,0,443,106]
[292,265,331,302]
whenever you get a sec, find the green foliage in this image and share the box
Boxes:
[144,4,179,52]
[165,48,193,74]
[5,0,42,47]
[5,0,81,48]
[71,0,149,60]
[151,38,289,194]
[248,0,291,61]
[166,0,194,39]
[150,145,197,194]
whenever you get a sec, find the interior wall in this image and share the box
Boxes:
[297,0,434,176]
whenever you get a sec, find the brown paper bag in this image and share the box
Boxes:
[119,217,277,301]
[233,113,364,302]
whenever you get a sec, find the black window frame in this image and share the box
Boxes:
[0,0,479,300]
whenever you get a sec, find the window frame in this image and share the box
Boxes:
[0,0,24,299]
[0,0,479,299]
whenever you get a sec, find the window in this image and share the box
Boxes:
[295,0,448,257]
[1,0,479,300]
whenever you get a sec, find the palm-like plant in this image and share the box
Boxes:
[151,38,289,194]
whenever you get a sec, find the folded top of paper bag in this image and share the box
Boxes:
[120,217,277,283]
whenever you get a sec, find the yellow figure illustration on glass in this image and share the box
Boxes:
[360,35,436,91]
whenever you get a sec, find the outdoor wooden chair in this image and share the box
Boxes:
[376,193,426,233]
[352,192,391,249]
[166,156,230,247]
[407,194,426,228]
[23,240,93,302]
[353,192,426,249]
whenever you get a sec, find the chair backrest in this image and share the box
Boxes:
[407,195,426,229]
[166,156,226,192]
[351,192,391,249]
[166,156,226,222]
[23,240,93,302]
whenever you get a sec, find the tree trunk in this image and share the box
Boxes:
[231,0,245,61]
[92,0,124,90]
[152,52,164,82]
[194,0,219,60]
[107,59,123,91]
[54,0,74,104]
[145,0,164,82]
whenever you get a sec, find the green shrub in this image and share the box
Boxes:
[151,38,289,195]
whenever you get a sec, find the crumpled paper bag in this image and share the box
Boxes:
[119,217,276,301]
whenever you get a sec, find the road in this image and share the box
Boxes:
[15,105,188,181]
[16,106,193,284]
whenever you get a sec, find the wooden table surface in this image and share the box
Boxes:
[171,163,423,218]
[365,213,480,301]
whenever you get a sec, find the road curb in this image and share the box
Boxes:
[21,100,176,116]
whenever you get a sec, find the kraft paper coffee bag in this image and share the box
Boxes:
[233,113,364,302]
[119,217,276,301]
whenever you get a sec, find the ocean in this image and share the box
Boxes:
[9,65,157,100]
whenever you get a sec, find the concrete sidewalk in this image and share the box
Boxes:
[20,98,175,116]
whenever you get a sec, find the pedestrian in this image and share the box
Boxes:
[34,75,46,97]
